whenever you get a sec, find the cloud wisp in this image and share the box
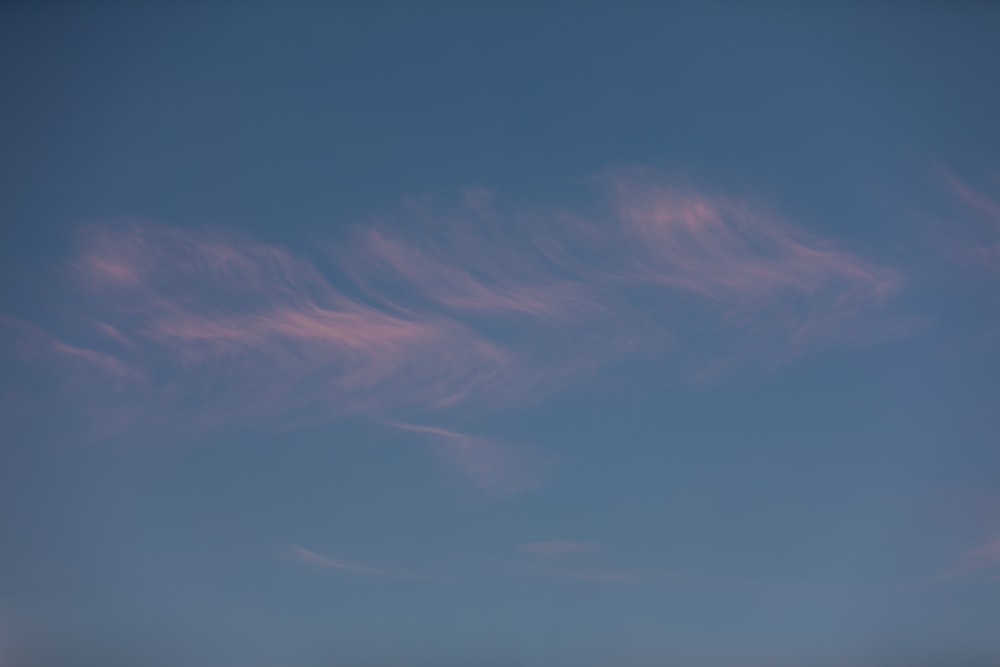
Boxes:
[516,540,601,556]
[287,544,759,593]
[284,545,456,583]
[505,562,762,593]
[912,534,1000,588]
[957,536,1000,579]
[384,421,538,496]
[936,168,1000,271]
[4,170,907,485]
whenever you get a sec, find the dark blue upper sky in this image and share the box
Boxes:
[2,4,1000,666]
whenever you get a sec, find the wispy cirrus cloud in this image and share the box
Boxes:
[606,175,898,306]
[936,168,1000,270]
[516,540,601,556]
[345,172,904,364]
[914,534,1000,588]
[961,536,1000,577]
[622,177,912,363]
[3,169,907,487]
[284,545,455,583]
[384,421,537,496]
[286,544,757,591]
[506,562,761,592]
[0,314,137,384]
[62,223,517,432]
[942,169,1000,221]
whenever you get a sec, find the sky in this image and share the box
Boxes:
[2,4,1000,666]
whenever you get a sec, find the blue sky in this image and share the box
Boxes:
[2,4,1000,666]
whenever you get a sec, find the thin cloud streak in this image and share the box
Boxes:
[67,222,515,428]
[906,534,1000,589]
[284,545,456,583]
[601,175,906,361]
[385,421,538,495]
[507,563,761,592]
[6,171,907,474]
[0,314,139,385]
[938,168,1000,270]
[942,168,1000,221]
[516,540,601,556]
[608,178,897,304]
[939,535,1000,581]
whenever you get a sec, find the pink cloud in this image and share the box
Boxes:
[936,168,1000,270]
[284,545,455,583]
[943,534,1000,580]
[908,533,1000,588]
[516,540,601,556]
[968,535,1000,561]
[66,222,517,428]
[601,172,903,356]
[351,228,593,320]
[507,563,759,591]
[385,421,538,495]
[0,314,138,385]
[942,168,1000,221]
[346,173,903,370]
[5,171,908,483]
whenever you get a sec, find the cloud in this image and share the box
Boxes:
[346,173,903,362]
[3,170,907,482]
[938,535,1000,581]
[607,175,896,303]
[937,168,1000,270]
[0,314,136,384]
[516,540,601,556]
[942,169,1000,222]
[62,222,517,432]
[284,545,455,583]
[385,421,537,495]
[602,173,906,360]
[506,562,760,592]
[906,533,1000,589]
